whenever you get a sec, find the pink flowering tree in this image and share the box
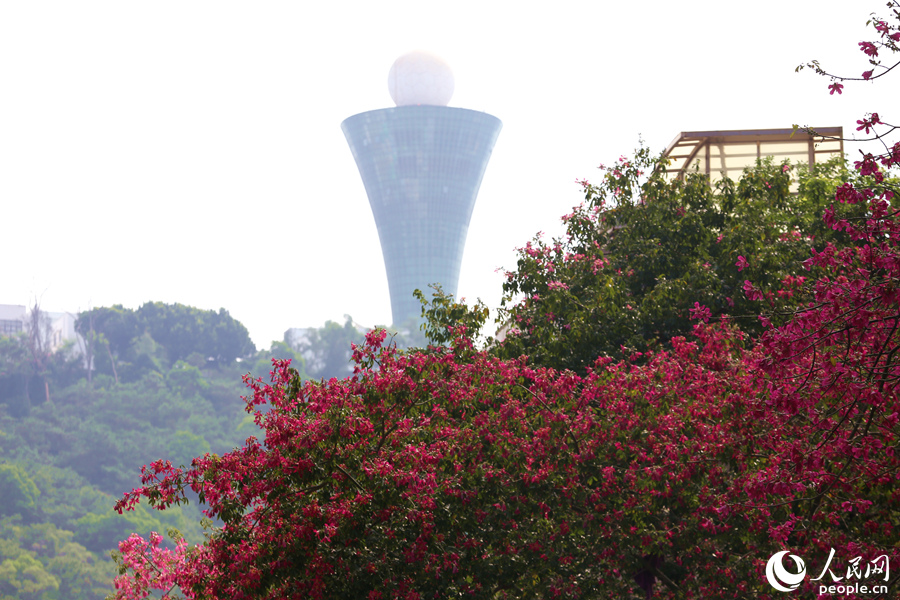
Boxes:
[108,316,897,599]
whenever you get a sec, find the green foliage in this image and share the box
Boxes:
[77,302,256,382]
[288,317,365,380]
[0,331,84,416]
[413,284,490,347]
[74,506,163,553]
[45,340,87,392]
[0,551,58,600]
[166,361,210,397]
[0,334,246,592]
[30,470,112,530]
[136,302,255,365]
[0,301,272,597]
[1,358,248,497]
[248,341,307,383]
[495,149,863,372]
[77,306,140,360]
[124,332,167,379]
[0,335,29,382]
[167,431,211,469]
[0,335,34,417]
[0,520,115,600]
[0,465,40,520]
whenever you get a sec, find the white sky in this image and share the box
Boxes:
[1,1,893,349]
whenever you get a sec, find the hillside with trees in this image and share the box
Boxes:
[0,302,309,599]
[0,297,413,598]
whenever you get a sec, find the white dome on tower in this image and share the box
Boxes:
[388,51,455,107]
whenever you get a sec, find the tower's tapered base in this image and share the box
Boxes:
[342,106,502,326]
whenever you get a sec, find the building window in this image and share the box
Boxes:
[0,320,23,336]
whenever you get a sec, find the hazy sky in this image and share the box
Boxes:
[1,1,892,348]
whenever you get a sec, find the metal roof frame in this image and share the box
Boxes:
[662,127,844,181]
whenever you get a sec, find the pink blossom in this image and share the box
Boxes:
[828,82,844,95]
[743,280,763,301]
[856,113,880,134]
[859,41,878,57]
[854,154,880,177]
[736,256,749,271]
[689,302,711,323]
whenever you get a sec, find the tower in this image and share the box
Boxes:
[342,51,502,326]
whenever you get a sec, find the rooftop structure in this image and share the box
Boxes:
[342,52,502,326]
[662,127,844,183]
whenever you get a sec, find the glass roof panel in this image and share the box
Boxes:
[814,140,843,152]
[759,142,810,155]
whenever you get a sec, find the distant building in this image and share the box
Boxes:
[0,304,82,353]
[0,305,26,337]
[342,51,502,326]
[662,127,844,184]
[45,311,80,353]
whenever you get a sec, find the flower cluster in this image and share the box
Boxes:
[112,532,195,599]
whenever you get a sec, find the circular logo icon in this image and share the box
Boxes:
[765,550,807,592]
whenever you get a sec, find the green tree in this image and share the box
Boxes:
[23,304,53,407]
[76,306,141,384]
[0,308,63,414]
[166,361,210,397]
[0,521,115,600]
[0,464,40,520]
[248,341,308,384]
[167,430,211,469]
[134,302,255,366]
[0,551,58,600]
[290,317,365,380]
[74,508,162,553]
[73,302,256,382]
[494,150,865,372]
[412,284,490,348]
[0,335,31,417]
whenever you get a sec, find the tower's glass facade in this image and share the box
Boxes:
[342,106,502,326]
